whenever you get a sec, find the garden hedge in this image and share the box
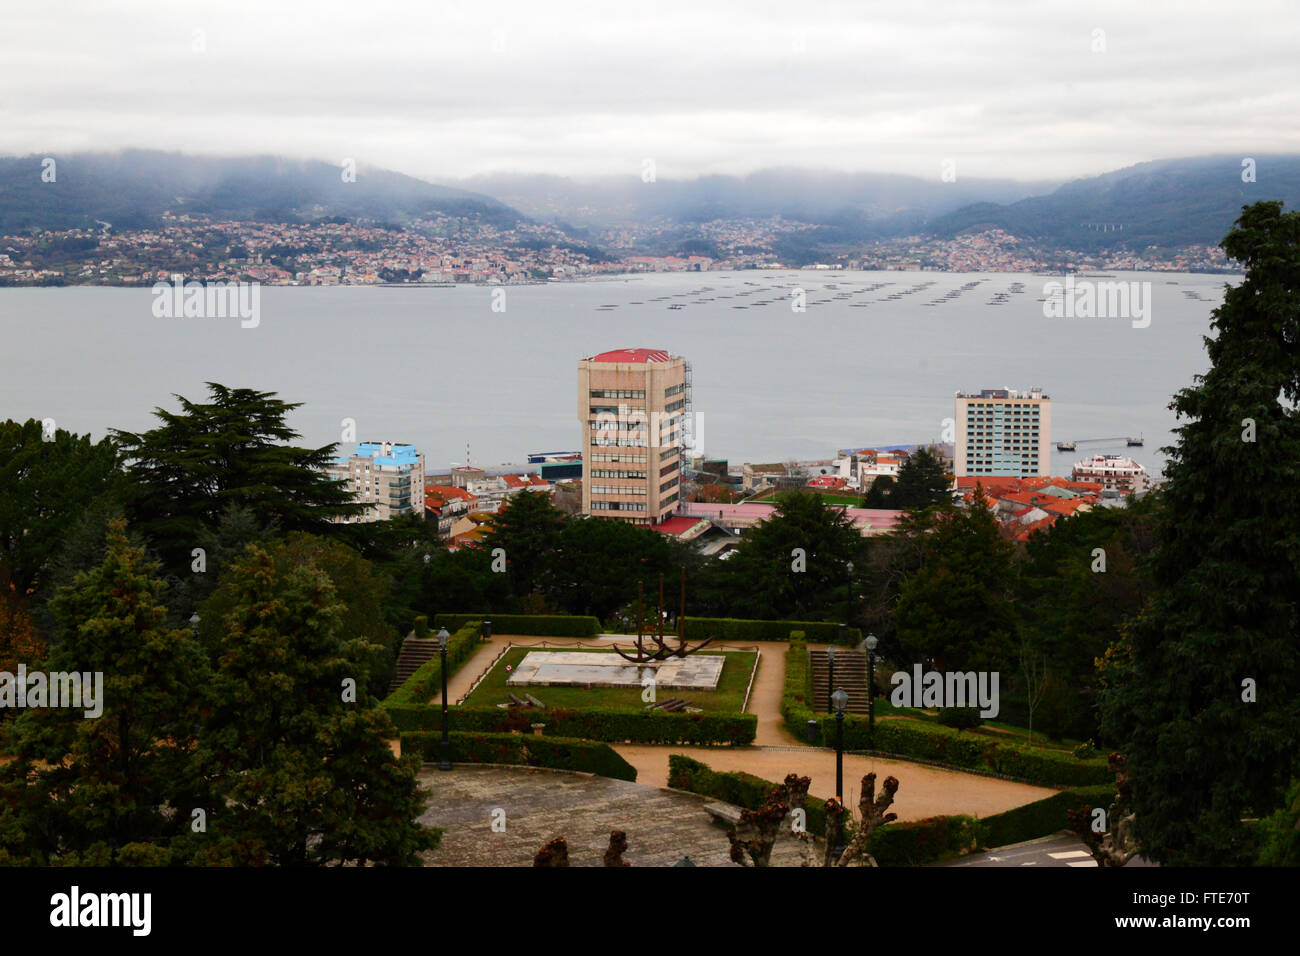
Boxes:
[433,613,601,637]
[781,639,1110,788]
[669,756,1119,865]
[867,815,981,866]
[400,731,637,781]
[681,617,860,645]
[389,704,756,745]
[668,755,828,833]
[382,622,482,709]
[977,784,1115,849]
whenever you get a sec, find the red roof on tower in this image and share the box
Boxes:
[587,348,672,364]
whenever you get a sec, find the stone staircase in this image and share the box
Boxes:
[808,648,873,714]
[390,636,440,693]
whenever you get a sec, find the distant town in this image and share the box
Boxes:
[0,214,1235,286]
[335,357,1156,558]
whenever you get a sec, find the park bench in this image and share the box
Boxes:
[702,802,743,827]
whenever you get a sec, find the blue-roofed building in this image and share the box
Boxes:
[325,440,425,523]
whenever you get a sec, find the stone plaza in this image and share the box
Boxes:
[506,650,725,690]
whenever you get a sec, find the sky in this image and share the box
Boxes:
[2,0,1298,184]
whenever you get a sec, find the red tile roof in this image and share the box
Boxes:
[587,348,672,364]
[424,485,476,501]
[651,516,706,536]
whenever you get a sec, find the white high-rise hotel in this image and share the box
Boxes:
[954,387,1052,478]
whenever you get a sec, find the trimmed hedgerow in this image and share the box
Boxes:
[390,705,755,745]
[808,714,1110,788]
[977,784,1115,849]
[382,622,481,709]
[781,636,812,721]
[668,755,1116,865]
[780,643,1109,788]
[433,613,601,637]
[868,815,981,866]
[400,731,637,781]
[681,617,860,645]
[938,707,983,730]
[668,755,828,833]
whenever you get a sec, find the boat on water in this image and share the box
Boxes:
[1127,436,1144,447]
[1056,441,1077,451]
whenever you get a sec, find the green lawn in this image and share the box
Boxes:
[753,490,862,506]
[462,647,759,714]
[879,707,1085,752]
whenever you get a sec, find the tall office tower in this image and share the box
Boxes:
[325,440,425,522]
[577,348,688,525]
[954,387,1052,478]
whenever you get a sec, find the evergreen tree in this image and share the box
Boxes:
[550,517,686,620]
[480,490,566,600]
[190,541,435,865]
[893,492,1017,672]
[1014,496,1159,737]
[1100,201,1300,865]
[861,474,895,509]
[0,419,122,595]
[0,572,47,708]
[111,384,362,570]
[889,447,951,510]
[0,520,207,865]
[696,489,865,620]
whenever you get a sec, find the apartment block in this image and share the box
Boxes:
[577,348,687,525]
[326,441,425,522]
[954,387,1052,478]
[1071,454,1150,494]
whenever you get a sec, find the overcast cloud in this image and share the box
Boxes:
[2,0,1297,182]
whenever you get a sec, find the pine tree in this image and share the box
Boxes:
[0,572,46,680]
[696,489,865,620]
[0,419,122,595]
[480,490,566,600]
[111,384,362,570]
[0,520,207,865]
[894,492,1017,672]
[1100,201,1300,865]
[189,541,435,866]
[889,447,951,510]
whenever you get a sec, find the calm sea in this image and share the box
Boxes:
[1,270,1236,479]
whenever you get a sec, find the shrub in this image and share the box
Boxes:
[782,680,1111,787]
[433,613,600,637]
[681,618,860,645]
[400,731,636,781]
[938,707,983,730]
[669,755,1115,865]
[867,815,980,866]
[389,705,755,745]
[382,622,481,709]
[668,755,826,833]
[977,784,1115,849]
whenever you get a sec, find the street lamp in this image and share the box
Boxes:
[825,645,836,714]
[188,612,200,635]
[437,627,452,771]
[481,620,492,642]
[864,633,878,742]
[831,686,849,860]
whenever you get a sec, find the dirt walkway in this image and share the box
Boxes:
[427,636,1057,822]
[611,744,1056,822]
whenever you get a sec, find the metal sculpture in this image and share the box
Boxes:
[613,567,714,662]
